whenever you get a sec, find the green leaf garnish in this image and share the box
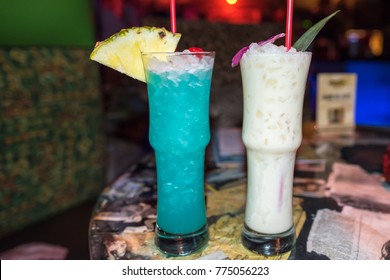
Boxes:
[293,10,340,51]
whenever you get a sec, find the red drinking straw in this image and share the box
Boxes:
[285,0,294,50]
[170,0,177,33]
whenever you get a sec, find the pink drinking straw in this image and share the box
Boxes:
[285,0,294,50]
[170,0,177,33]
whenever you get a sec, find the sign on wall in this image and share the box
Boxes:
[316,73,357,135]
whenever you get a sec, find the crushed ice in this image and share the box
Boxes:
[145,50,214,74]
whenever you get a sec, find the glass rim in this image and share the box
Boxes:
[141,51,215,56]
[241,51,312,57]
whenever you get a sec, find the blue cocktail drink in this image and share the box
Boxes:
[142,51,215,256]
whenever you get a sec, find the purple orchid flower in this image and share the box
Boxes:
[231,33,286,67]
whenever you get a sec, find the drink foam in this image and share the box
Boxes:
[243,42,303,56]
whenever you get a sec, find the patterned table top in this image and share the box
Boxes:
[89,153,306,260]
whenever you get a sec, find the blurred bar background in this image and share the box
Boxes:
[0,0,389,259]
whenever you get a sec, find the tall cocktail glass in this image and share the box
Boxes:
[240,44,311,255]
[142,51,215,256]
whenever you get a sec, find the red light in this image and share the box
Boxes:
[226,0,238,5]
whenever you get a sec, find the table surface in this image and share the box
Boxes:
[88,126,390,260]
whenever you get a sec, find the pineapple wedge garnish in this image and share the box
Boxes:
[90,27,181,82]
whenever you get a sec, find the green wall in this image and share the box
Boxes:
[0,0,95,47]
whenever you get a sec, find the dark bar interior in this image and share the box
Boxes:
[1,0,389,260]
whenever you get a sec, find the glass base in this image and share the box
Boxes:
[155,224,209,256]
[241,224,296,256]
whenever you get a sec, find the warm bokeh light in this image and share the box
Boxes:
[226,0,238,5]
[369,30,383,56]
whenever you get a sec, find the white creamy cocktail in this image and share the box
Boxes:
[240,41,311,255]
